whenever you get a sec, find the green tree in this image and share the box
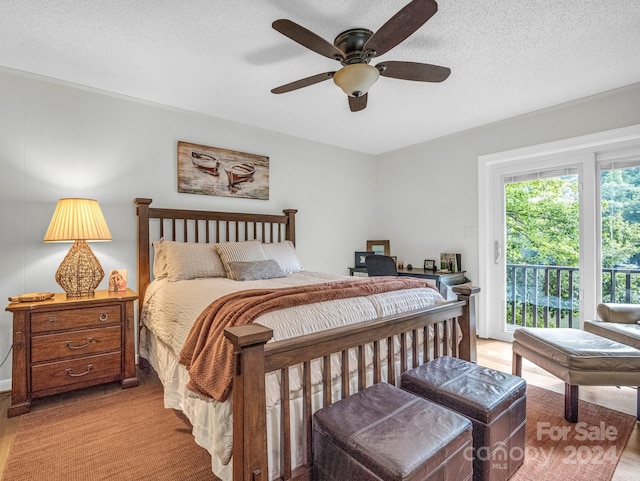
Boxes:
[505,176,579,267]
[504,168,640,317]
[505,176,580,328]
[601,168,640,267]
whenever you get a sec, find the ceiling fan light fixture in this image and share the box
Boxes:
[333,64,380,97]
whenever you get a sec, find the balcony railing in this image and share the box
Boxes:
[506,264,640,328]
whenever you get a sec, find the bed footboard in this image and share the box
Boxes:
[225,287,479,481]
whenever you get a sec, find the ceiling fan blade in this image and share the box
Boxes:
[364,0,438,58]
[377,61,450,82]
[273,19,345,61]
[349,93,368,112]
[271,72,336,94]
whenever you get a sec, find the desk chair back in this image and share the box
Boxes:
[365,255,398,276]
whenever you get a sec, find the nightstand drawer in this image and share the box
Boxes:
[31,305,120,333]
[31,325,122,362]
[31,351,122,393]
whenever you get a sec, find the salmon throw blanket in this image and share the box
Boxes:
[179,277,431,402]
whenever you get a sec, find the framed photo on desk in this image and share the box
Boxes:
[355,251,374,268]
[366,240,390,256]
[440,253,461,272]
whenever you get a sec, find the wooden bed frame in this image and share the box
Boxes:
[134,198,479,481]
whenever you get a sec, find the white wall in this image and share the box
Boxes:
[0,68,376,388]
[374,83,640,327]
[2,66,639,390]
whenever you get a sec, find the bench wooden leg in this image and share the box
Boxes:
[512,351,522,376]
[565,384,578,423]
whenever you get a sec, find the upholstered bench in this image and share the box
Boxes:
[313,382,473,481]
[401,356,526,481]
[512,327,640,422]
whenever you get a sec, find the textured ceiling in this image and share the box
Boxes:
[1,0,639,155]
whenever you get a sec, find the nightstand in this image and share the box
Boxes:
[6,289,138,417]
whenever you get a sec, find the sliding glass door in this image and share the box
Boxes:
[493,160,640,338]
[504,169,581,329]
[600,162,640,303]
[479,126,640,342]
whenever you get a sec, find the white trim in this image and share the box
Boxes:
[480,125,640,166]
[478,124,640,341]
[0,379,11,392]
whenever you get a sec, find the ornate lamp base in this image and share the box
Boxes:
[55,240,105,297]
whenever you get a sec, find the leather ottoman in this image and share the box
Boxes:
[312,382,473,481]
[402,356,526,481]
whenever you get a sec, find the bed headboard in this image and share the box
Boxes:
[134,198,297,313]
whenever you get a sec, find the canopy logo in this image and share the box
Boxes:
[464,421,620,468]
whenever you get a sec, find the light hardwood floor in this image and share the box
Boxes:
[0,337,638,479]
[477,337,640,481]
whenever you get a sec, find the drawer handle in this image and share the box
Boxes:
[65,338,93,350]
[49,315,56,323]
[65,364,93,377]
[99,312,109,322]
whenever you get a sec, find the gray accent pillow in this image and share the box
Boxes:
[226,259,286,281]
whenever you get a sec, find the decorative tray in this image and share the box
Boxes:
[8,292,55,303]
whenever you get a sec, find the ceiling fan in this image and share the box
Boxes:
[270,0,450,112]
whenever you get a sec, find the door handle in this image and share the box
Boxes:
[494,241,502,264]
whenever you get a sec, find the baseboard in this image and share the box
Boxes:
[0,378,11,393]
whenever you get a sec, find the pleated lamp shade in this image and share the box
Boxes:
[44,198,112,297]
[44,198,112,242]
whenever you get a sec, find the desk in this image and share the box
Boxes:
[348,267,467,293]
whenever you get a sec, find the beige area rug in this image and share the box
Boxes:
[2,377,635,481]
[511,385,636,481]
[2,378,220,481]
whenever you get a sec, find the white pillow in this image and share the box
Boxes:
[215,240,268,279]
[262,241,303,273]
[152,239,226,281]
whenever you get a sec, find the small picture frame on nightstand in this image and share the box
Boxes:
[424,259,436,271]
[108,269,128,292]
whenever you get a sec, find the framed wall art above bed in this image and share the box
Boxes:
[177,141,269,200]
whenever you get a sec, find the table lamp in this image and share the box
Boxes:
[44,198,112,297]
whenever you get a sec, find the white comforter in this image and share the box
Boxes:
[142,271,444,356]
[140,271,446,480]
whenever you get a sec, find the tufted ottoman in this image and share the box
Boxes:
[312,382,473,481]
[401,356,526,481]
[512,327,640,422]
